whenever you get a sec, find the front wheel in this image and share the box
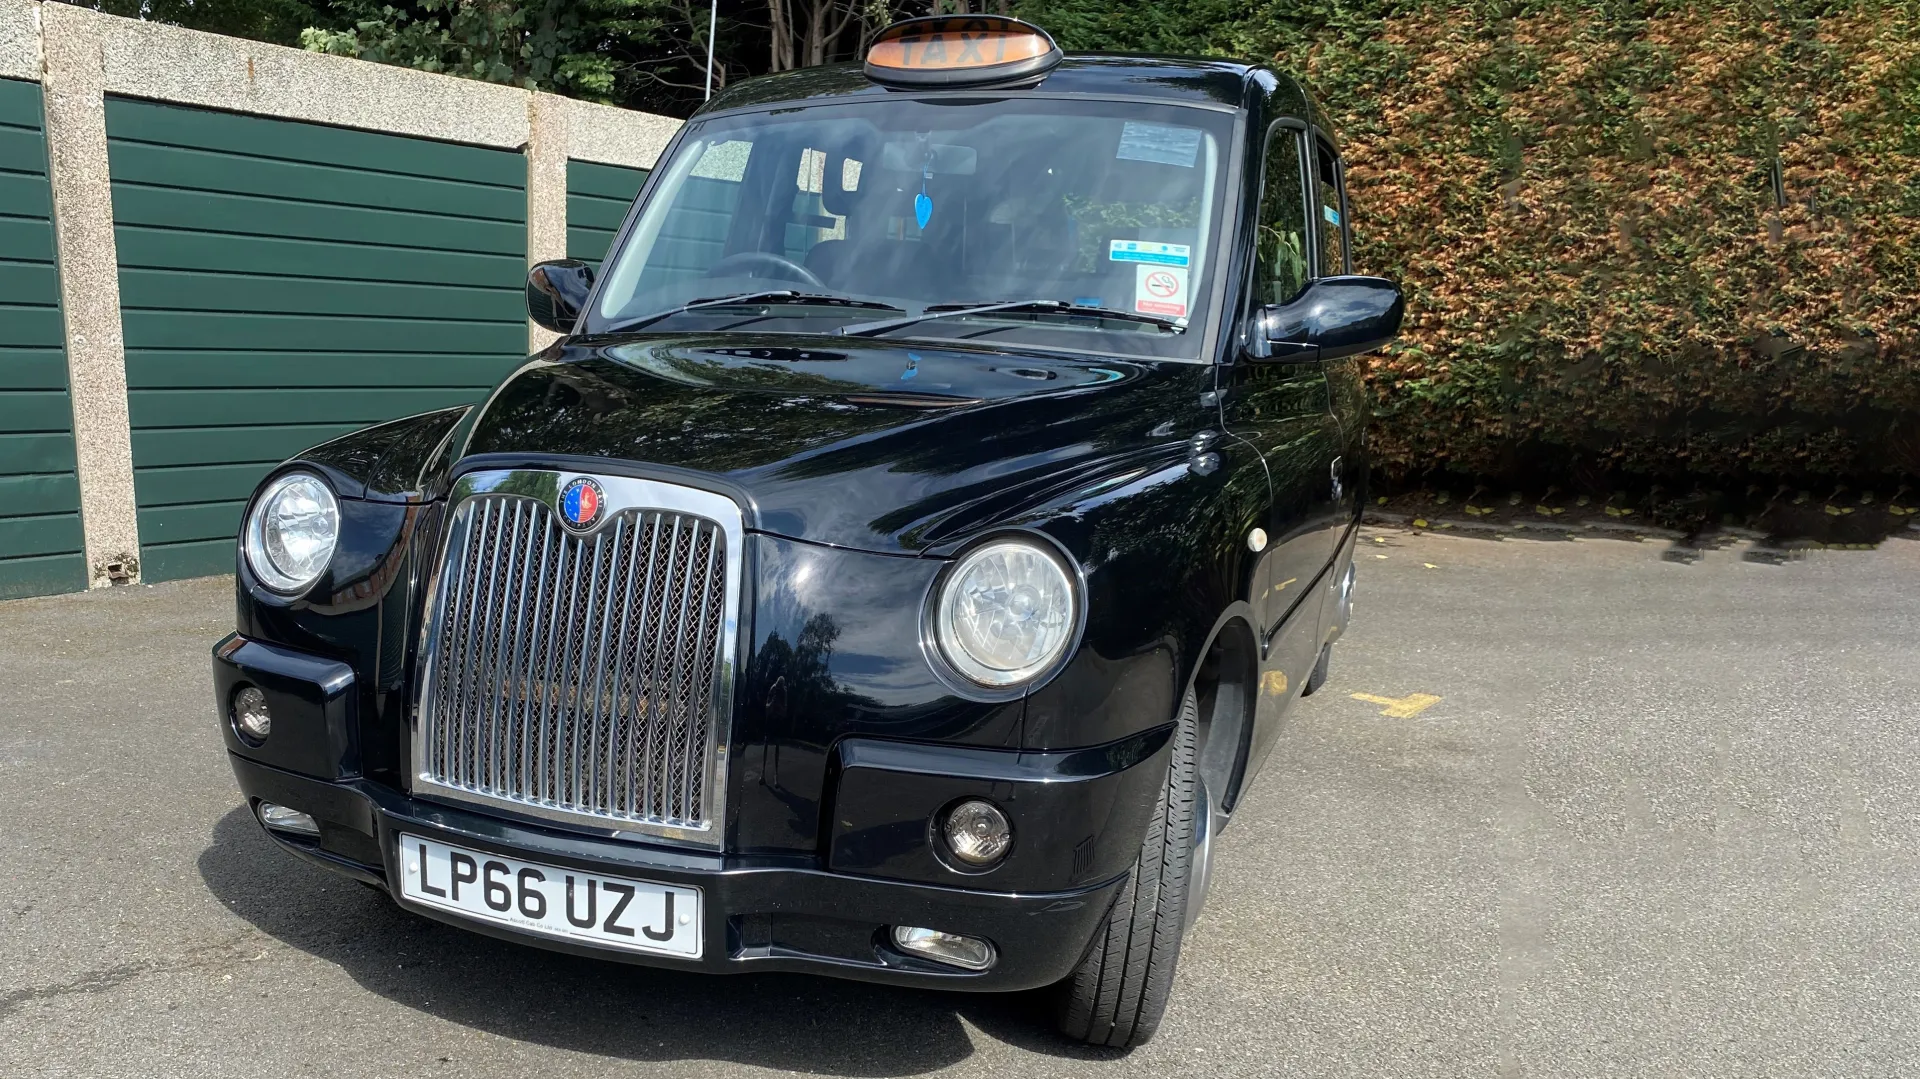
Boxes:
[1053,689,1199,1048]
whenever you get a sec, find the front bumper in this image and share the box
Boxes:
[229,753,1127,991]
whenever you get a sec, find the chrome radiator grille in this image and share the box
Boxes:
[414,473,738,845]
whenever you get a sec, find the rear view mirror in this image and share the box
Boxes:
[527,259,595,334]
[879,140,978,175]
[1252,275,1404,362]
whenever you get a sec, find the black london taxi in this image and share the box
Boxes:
[212,15,1401,1048]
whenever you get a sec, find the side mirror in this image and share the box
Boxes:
[1251,275,1404,363]
[527,259,595,334]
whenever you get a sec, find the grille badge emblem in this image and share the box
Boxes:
[559,477,605,530]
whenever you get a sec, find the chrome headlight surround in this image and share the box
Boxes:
[243,470,340,595]
[927,533,1084,694]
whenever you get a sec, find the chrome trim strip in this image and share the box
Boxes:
[685,535,720,818]
[410,469,743,849]
[626,512,664,817]
[668,514,695,816]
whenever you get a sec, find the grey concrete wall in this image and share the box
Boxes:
[86,12,531,149]
[0,0,36,80]
[560,94,679,170]
[1,0,681,588]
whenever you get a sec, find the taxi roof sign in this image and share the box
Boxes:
[864,15,1062,88]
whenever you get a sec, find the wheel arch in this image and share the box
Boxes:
[1182,611,1260,818]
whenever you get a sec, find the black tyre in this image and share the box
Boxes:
[1301,642,1332,697]
[1054,689,1199,1048]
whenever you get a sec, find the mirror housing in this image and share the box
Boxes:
[1250,275,1404,363]
[527,259,595,334]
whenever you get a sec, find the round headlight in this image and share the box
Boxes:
[935,539,1078,687]
[245,471,339,593]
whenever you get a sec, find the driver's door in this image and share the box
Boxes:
[1311,133,1366,534]
[1220,121,1341,790]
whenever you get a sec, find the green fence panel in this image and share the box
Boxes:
[0,78,86,600]
[108,98,530,581]
[566,159,648,267]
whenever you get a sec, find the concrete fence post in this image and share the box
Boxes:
[39,3,142,587]
[526,92,570,353]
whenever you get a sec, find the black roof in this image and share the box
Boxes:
[698,54,1311,121]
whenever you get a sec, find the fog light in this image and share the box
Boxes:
[942,799,1011,867]
[256,802,319,837]
[232,686,271,744]
[892,926,996,971]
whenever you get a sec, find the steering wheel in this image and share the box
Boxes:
[704,251,825,287]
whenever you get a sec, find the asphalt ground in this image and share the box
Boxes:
[3,528,1917,1078]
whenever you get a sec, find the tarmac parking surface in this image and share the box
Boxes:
[4,528,1917,1078]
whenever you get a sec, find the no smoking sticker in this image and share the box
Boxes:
[1135,264,1188,318]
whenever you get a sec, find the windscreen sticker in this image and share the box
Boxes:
[1116,122,1202,168]
[1135,264,1189,318]
[1109,239,1191,267]
[1324,204,1342,226]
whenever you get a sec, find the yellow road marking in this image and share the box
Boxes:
[1262,576,1298,599]
[1350,691,1442,718]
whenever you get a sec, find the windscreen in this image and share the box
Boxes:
[588,97,1233,360]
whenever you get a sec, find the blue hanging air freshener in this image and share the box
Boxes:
[914,144,933,229]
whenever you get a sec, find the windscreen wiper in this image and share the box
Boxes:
[603,291,902,334]
[839,299,1186,338]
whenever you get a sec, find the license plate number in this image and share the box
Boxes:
[397,834,701,958]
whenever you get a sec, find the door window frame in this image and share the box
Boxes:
[1307,131,1351,277]
[1248,118,1313,308]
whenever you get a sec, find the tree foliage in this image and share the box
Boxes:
[298,0,685,101]
[53,0,322,44]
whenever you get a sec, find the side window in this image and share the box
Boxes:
[1254,127,1311,306]
[1312,138,1349,276]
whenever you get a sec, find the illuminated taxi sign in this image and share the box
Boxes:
[864,15,1062,88]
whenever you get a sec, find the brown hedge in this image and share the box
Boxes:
[1019,0,1919,492]
[1251,0,1920,490]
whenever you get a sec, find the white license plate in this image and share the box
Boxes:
[397,834,701,958]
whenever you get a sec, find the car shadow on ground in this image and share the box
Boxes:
[198,805,1126,1075]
